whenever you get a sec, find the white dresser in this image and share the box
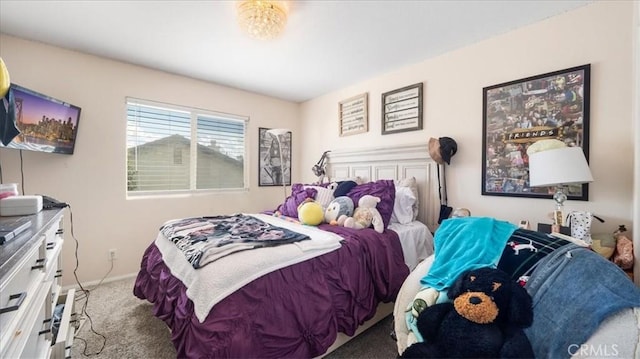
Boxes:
[0,209,77,358]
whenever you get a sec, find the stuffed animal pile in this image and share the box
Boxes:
[292,178,384,233]
[401,267,534,358]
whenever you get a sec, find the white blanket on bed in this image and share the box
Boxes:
[154,213,343,322]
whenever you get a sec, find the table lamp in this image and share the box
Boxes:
[528,146,593,225]
[265,128,290,200]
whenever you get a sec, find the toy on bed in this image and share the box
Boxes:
[336,194,384,233]
[324,196,354,225]
[401,267,534,358]
[297,199,325,225]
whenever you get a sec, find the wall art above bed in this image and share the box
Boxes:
[481,64,591,200]
[339,92,368,136]
[381,82,423,135]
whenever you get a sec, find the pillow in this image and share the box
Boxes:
[497,228,572,281]
[303,185,334,210]
[591,233,616,259]
[276,184,317,218]
[346,179,396,229]
[390,186,416,224]
[333,180,358,197]
[395,177,419,221]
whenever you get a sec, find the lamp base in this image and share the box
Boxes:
[552,185,567,226]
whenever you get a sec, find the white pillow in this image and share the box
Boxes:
[395,177,419,221]
[303,185,334,210]
[391,186,416,224]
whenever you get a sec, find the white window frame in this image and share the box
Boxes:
[126,97,249,197]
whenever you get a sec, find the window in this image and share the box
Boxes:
[127,98,247,194]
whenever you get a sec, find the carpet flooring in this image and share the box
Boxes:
[70,276,400,358]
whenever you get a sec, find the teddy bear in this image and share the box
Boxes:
[338,194,384,233]
[324,196,354,224]
[401,267,535,358]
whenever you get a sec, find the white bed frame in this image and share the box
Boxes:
[317,143,441,357]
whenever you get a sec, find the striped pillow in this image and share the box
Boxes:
[303,185,334,210]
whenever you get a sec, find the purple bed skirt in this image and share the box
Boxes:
[133,224,409,358]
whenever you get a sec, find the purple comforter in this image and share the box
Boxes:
[133,224,409,358]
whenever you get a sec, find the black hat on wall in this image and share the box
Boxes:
[428,137,458,165]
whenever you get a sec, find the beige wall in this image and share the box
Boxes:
[0,35,300,286]
[301,1,635,239]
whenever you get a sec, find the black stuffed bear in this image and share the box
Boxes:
[401,267,535,358]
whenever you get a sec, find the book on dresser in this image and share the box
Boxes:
[0,208,77,358]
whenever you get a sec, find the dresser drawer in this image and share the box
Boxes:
[44,238,64,315]
[43,220,62,265]
[1,278,52,358]
[51,288,76,359]
[0,239,46,343]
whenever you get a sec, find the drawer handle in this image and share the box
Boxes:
[36,258,45,263]
[55,269,63,278]
[56,229,64,235]
[46,242,56,250]
[31,263,45,270]
[0,292,27,314]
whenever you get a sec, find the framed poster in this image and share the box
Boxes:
[339,93,368,136]
[481,64,591,199]
[259,127,291,187]
[382,83,423,135]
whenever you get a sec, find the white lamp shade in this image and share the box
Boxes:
[266,128,290,136]
[528,146,593,187]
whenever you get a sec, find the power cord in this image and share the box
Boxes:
[67,204,110,356]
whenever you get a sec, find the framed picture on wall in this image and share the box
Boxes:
[339,93,368,136]
[259,127,291,187]
[481,64,591,200]
[381,83,423,135]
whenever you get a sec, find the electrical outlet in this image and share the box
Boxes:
[109,248,117,261]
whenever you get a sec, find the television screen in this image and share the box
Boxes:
[1,84,81,154]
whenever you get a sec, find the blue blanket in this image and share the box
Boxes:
[524,244,640,359]
[420,217,517,290]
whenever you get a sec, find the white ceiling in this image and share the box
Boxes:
[0,0,592,103]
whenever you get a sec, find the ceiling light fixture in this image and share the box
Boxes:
[237,0,289,40]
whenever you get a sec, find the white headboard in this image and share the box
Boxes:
[326,143,441,230]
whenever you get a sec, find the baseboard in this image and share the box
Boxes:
[62,272,139,292]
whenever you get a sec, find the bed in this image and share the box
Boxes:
[133,144,440,358]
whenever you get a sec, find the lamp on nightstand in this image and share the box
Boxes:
[528,146,593,225]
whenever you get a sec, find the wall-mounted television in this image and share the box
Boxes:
[0,84,81,154]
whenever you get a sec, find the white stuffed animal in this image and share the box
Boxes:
[340,195,384,233]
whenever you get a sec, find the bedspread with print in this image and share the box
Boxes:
[160,214,309,268]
